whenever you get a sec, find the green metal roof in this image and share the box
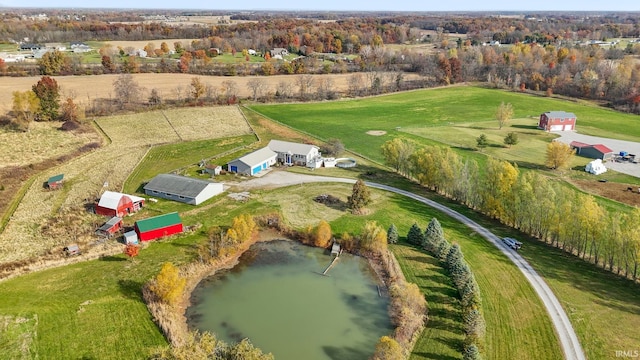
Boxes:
[48,174,64,183]
[135,212,181,232]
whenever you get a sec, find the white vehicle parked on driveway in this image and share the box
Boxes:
[502,237,522,250]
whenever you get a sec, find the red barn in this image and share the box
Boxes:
[538,111,577,131]
[95,216,123,237]
[134,212,183,242]
[95,191,145,217]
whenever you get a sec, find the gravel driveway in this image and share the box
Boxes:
[553,131,640,177]
[231,170,585,360]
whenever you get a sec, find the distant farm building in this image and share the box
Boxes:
[143,174,223,205]
[203,164,222,176]
[227,147,277,176]
[124,230,139,245]
[46,174,64,190]
[95,216,123,237]
[569,141,614,160]
[134,212,183,242]
[95,191,145,217]
[268,139,322,168]
[538,111,577,131]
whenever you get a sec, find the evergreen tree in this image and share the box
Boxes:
[461,276,482,309]
[407,223,424,246]
[464,307,486,341]
[450,260,472,290]
[435,239,451,261]
[387,224,399,244]
[423,217,444,252]
[347,179,371,214]
[446,243,464,270]
[463,344,482,360]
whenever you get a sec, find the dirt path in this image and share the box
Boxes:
[233,170,586,360]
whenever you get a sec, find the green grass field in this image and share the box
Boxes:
[247,86,640,360]
[249,86,640,162]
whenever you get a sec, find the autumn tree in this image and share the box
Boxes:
[101,55,116,73]
[124,244,140,260]
[347,179,371,214]
[113,74,143,109]
[381,137,414,176]
[387,224,399,244]
[503,132,519,148]
[545,141,575,170]
[226,214,257,243]
[38,50,69,75]
[149,262,185,306]
[359,221,388,254]
[313,220,332,248]
[32,76,60,121]
[372,336,403,360]
[59,97,82,123]
[149,88,162,106]
[496,102,513,129]
[190,77,206,101]
[122,55,140,73]
[0,58,6,75]
[11,90,39,131]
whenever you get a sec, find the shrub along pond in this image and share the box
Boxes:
[187,240,392,360]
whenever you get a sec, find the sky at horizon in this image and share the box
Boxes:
[0,0,638,12]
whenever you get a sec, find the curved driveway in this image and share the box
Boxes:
[232,170,586,360]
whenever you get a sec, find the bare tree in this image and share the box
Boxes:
[221,80,238,103]
[295,74,314,100]
[276,81,293,99]
[348,73,364,97]
[247,77,267,101]
[113,74,143,109]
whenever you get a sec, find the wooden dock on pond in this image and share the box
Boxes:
[322,248,343,276]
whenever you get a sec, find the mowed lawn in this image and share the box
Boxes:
[249,86,640,163]
[248,86,640,359]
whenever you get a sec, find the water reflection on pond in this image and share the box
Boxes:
[187,240,393,360]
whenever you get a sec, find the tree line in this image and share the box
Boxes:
[382,138,640,282]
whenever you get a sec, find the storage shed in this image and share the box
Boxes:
[227,147,277,176]
[95,191,145,217]
[570,141,614,160]
[124,230,139,245]
[47,174,64,190]
[143,174,223,205]
[95,216,123,237]
[134,212,183,242]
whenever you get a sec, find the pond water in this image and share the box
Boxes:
[186,240,393,360]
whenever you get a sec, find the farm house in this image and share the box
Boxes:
[46,174,64,190]
[268,139,322,168]
[227,147,277,176]
[134,212,183,242]
[95,191,145,217]
[143,174,223,205]
[538,111,577,131]
[95,216,123,237]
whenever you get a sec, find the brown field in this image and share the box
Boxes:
[101,38,195,50]
[0,72,423,113]
[571,179,640,207]
[0,106,251,265]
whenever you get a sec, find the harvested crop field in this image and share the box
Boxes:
[571,179,640,207]
[0,106,252,265]
[0,73,423,112]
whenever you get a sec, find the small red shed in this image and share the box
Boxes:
[538,111,577,131]
[95,216,123,237]
[134,212,183,242]
[47,174,64,190]
[95,191,145,217]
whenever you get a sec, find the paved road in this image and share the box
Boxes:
[553,131,640,178]
[232,170,586,360]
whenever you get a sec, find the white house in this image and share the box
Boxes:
[227,147,277,176]
[268,139,322,168]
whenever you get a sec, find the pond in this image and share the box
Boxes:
[186,240,393,360]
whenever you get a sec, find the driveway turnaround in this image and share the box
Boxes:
[553,131,640,178]
[234,170,586,360]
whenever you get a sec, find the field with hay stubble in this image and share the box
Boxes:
[0,106,253,266]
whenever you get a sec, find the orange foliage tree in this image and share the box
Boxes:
[124,244,140,259]
[313,220,332,248]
